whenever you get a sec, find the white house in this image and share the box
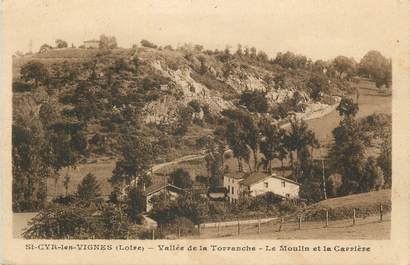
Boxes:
[223,173,245,203]
[223,172,300,203]
[83,40,100,49]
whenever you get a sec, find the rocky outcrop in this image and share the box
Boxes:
[143,61,234,124]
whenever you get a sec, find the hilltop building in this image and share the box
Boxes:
[83,39,100,49]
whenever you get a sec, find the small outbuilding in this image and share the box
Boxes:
[143,182,183,212]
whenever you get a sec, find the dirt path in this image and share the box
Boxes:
[151,154,206,173]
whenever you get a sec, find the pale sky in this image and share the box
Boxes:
[3,0,399,60]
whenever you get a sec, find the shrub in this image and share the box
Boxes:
[52,195,77,206]
[188,100,202,113]
[278,199,300,215]
[12,81,33,92]
[125,187,146,223]
[239,90,269,113]
[169,168,193,189]
[23,205,90,239]
[195,175,209,185]
[140,39,157,49]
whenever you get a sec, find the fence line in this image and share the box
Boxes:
[200,216,277,228]
[188,203,390,239]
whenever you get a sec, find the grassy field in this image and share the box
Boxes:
[307,87,391,144]
[303,189,390,211]
[47,158,116,199]
[294,189,391,222]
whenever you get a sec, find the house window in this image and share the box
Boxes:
[232,187,234,195]
[227,185,230,193]
[286,193,290,198]
[281,181,286,187]
[264,182,268,188]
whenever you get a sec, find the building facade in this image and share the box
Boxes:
[223,173,244,203]
[83,40,100,49]
[223,172,300,203]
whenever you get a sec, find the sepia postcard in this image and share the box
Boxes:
[1,0,410,264]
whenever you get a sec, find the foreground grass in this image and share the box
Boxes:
[296,189,391,221]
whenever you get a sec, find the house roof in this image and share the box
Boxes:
[240,172,271,186]
[270,174,300,186]
[239,172,300,186]
[224,172,247,179]
[143,182,183,196]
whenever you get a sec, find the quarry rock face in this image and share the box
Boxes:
[144,61,234,124]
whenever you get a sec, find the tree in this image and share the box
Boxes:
[12,116,52,211]
[235,44,243,57]
[249,47,257,59]
[224,121,250,172]
[274,51,307,69]
[284,118,319,181]
[55,39,68,48]
[99,34,117,49]
[298,152,325,202]
[360,157,385,192]
[125,187,146,223]
[307,73,330,101]
[222,109,259,172]
[358,50,391,88]
[197,55,208,74]
[256,51,269,62]
[39,43,52,53]
[174,106,194,135]
[140,39,157,48]
[63,175,70,196]
[39,102,59,128]
[204,139,225,187]
[47,121,88,175]
[312,59,328,74]
[377,136,391,188]
[169,168,193,189]
[23,204,138,239]
[336,97,359,118]
[77,173,101,201]
[258,119,286,173]
[327,173,343,197]
[332,56,356,79]
[110,136,154,187]
[23,205,89,239]
[328,114,368,195]
[239,90,269,113]
[20,61,49,87]
[175,193,209,225]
